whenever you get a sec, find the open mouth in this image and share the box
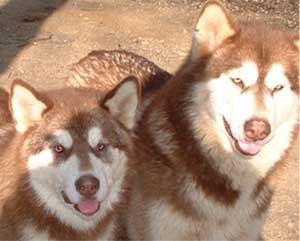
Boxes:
[61,191,100,216]
[223,117,262,156]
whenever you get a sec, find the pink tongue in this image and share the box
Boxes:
[76,201,99,215]
[238,141,262,155]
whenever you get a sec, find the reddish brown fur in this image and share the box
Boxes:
[66,50,172,98]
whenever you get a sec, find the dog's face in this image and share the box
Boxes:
[9,78,139,231]
[207,58,299,157]
[188,2,299,160]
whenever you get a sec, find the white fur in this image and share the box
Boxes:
[21,223,50,241]
[0,126,10,136]
[87,127,103,148]
[21,221,115,241]
[58,154,82,204]
[95,147,128,210]
[227,61,258,87]
[27,148,54,170]
[182,177,265,240]
[192,2,236,57]
[146,196,264,240]
[105,80,138,129]
[264,64,298,128]
[62,145,127,207]
[265,64,289,89]
[87,152,111,202]
[148,199,201,240]
[53,129,73,149]
[203,61,259,144]
[11,85,47,133]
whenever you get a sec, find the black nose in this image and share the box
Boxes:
[75,175,100,198]
[244,118,271,141]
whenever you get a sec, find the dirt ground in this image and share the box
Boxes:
[0,0,299,240]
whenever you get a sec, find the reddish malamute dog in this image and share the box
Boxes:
[0,77,140,240]
[126,1,299,240]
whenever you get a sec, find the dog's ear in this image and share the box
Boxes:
[101,76,140,129]
[10,79,50,133]
[190,0,238,60]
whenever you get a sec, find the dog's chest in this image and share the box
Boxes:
[21,223,114,241]
[21,224,50,241]
[148,188,267,240]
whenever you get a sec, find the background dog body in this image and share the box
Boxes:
[67,50,172,99]
[126,1,299,240]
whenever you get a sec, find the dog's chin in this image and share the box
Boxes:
[61,191,101,217]
[222,117,262,157]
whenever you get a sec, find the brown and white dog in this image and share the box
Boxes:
[0,77,140,240]
[126,1,299,240]
[67,50,172,99]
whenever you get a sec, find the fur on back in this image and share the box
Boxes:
[67,50,172,98]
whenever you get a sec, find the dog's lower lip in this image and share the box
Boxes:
[223,117,260,156]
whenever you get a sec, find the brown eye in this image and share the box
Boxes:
[230,77,244,89]
[96,143,107,152]
[53,145,65,153]
[272,84,284,93]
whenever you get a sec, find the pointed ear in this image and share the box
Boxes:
[102,76,140,129]
[190,1,238,60]
[10,79,50,133]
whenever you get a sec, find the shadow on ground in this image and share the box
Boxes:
[0,0,67,74]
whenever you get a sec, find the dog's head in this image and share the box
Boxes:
[187,1,298,161]
[9,77,139,231]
